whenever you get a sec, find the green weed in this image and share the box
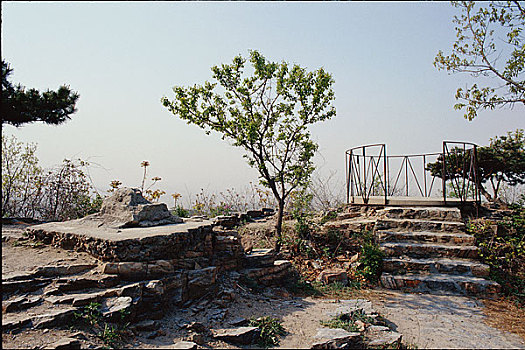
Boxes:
[249,316,286,348]
[74,302,102,326]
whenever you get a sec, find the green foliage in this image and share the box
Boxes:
[357,232,384,283]
[74,302,102,326]
[2,133,101,220]
[290,187,314,239]
[173,205,189,218]
[249,316,286,348]
[98,323,125,349]
[162,50,336,248]
[434,1,524,120]
[320,314,360,333]
[320,210,338,224]
[467,206,525,304]
[426,129,525,203]
[1,60,79,127]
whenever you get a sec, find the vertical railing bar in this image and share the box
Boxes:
[384,145,388,204]
[363,147,367,203]
[405,156,409,196]
[443,142,447,204]
[423,154,428,197]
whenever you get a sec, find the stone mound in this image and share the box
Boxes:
[82,187,182,228]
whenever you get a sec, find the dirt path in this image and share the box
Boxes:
[368,290,525,349]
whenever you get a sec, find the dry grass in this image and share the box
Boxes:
[483,298,525,341]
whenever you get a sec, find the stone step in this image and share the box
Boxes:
[377,207,462,222]
[240,260,293,286]
[243,248,275,268]
[377,230,475,246]
[380,242,478,259]
[382,257,490,277]
[375,218,465,233]
[380,272,500,297]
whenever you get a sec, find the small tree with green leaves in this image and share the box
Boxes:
[434,1,524,120]
[162,50,336,251]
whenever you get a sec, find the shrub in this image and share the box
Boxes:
[357,231,384,283]
[468,206,525,304]
[249,316,286,348]
[2,133,102,221]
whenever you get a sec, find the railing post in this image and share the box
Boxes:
[443,142,447,204]
[362,146,367,204]
[384,144,388,205]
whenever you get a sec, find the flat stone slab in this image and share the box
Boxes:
[364,325,402,347]
[311,328,361,349]
[28,219,212,242]
[26,219,215,261]
[325,299,376,318]
[212,326,260,344]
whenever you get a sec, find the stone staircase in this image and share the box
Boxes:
[375,207,500,297]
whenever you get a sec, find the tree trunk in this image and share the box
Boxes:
[274,199,285,253]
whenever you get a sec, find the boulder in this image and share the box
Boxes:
[82,187,182,228]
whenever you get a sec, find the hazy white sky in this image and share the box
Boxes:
[2,1,523,205]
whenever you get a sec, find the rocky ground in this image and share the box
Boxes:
[3,222,525,349]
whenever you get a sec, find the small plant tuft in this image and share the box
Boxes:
[249,316,286,348]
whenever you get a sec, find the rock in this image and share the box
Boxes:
[186,332,205,345]
[173,341,198,349]
[49,337,81,349]
[32,308,76,329]
[316,268,348,286]
[118,262,147,281]
[100,296,132,320]
[146,331,160,339]
[148,260,174,276]
[34,264,96,277]
[212,326,260,345]
[83,187,183,228]
[228,317,249,326]
[183,321,207,333]
[145,280,165,296]
[214,215,240,229]
[2,296,41,313]
[354,319,366,332]
[102,263,119,274]
[311,328,362,349]
[262,208,275,216]
[132,319,159,331]
[364,325,402,348]
[187,267,217,299]
[2,315,33,331]
[325,299,378,322]
[246,210,263,218]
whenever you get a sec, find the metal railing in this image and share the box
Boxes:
[346,141,481,205]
